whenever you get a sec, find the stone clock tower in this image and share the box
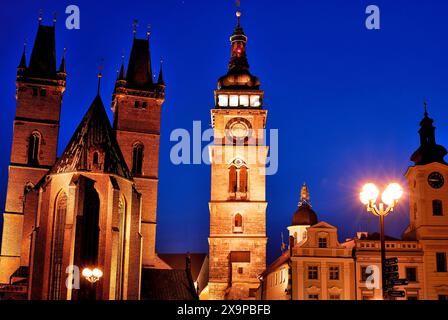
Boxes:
[208,9,268,300]
[404,105,448,299]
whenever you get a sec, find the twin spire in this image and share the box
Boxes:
[116,22,164,88]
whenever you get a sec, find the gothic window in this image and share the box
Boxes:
[132,143,144,175]
[116,197,127,299]
[229,165,238,193]
[49,192,67,300]
[433,200,443,216]
[239,166,248,193]
[228,159,248,198]
[28,132,41,164]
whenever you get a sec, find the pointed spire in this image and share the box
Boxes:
[18,40,27,69]
[157,57,165,86]
[53,12,57,25]
[298,182,311,207]
[58,47,66,74]
[28,20,57,77]
[118,51,125,80]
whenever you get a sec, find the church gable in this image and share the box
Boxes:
[51,95,132,179]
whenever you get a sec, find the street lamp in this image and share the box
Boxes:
[82,267,103,284]
[359,182,403,299]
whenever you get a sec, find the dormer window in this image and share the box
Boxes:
[40,88,47,97]
[318,237,328,248]
[134,101,140,108]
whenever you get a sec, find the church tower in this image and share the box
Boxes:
[404,103,448,299]
[112,30,165,266]
[208,8,268,300]
[0,21,66,283]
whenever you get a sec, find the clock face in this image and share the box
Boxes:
[225,118,252,143]
[428,172,445,189]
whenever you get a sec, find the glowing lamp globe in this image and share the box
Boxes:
[360,183,379,205]
[82,268,93,278]
[92,268,103,279]
[382,183,403,206]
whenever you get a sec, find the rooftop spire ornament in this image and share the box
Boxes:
[299,182,311,207]
[38,9,43,24]
[132,19,138,37]
[424,98,428,117]
[97,58,104,95]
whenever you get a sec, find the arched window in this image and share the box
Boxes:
[235,213,243,227]
[93,152,99,165]
[28,132,41,164]
[433,200,443,216]
[132,143,144,175]
[239,166,248,193]
[116,197,127,299]
[233,213,243,233]
[49,192,67,300]
[229,165,238,193]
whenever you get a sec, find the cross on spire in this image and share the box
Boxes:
[424,98,428,117]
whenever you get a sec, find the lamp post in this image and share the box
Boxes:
[82,267,103,300]
[359,182,403,299]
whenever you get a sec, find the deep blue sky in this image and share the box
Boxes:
[1,0,448,263]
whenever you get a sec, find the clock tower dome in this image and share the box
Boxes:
[404,103,448,299]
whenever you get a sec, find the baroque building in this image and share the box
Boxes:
[0,20,167,299]
[207,9,268,300]
[261,107,448,300]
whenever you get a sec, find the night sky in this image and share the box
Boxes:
[1,0,448,263]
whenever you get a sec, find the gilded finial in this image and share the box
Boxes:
[236,0,241,26]
[299,182,311,207]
